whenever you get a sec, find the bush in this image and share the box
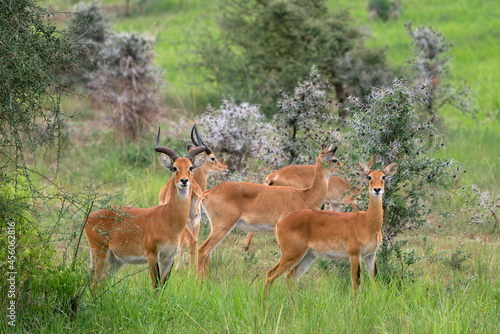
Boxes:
[264,67,340,168]
[195,98,273,170]
[368,0,401,22]
[88,32,164,139]
[0,0,76,165]
[344,78,457,276]
[407,23,476,119]
[0,175,55,307]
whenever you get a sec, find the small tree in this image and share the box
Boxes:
[0,0,86,316]
[264,67,340,169]
[344,78,456,277]
[89,33,163,139]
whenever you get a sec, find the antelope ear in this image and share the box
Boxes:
[356,163,370,177]
[384,163,398,177]
[191,153,207,169]
[321,146,337,163]
[158,154,174,169]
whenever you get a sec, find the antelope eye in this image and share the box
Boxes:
[171,166,178,172]
[367,175,372,181]
[189,166,194,172]
[211,157,216,162]
[382,175,386,180]
[332,159,338,163]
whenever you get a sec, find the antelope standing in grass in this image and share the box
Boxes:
[265,162,397,293]
[196,146,338,277]
[84,129,206,289]
[243,156,374,251]
[158,124,227,268]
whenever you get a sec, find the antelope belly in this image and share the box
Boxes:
[116,254,148,264]
[315,250,349,260]
[235,220,275,233]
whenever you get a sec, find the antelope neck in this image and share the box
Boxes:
[366,193,384,232]
[165,181,192,231]
[193,169,208,191]
[302,158,328,208]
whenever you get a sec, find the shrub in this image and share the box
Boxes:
[195,98,273,171]
[88,32,164,139]
[344,78,457,277]
[368,0,401,22]
[407,23,477,119]
[0,0,76,166]
[0,175,55,308]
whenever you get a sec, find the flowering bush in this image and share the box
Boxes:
[195,99,274,171]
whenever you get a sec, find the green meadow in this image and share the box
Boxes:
[5,0,498,332]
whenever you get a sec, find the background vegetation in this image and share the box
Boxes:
[0,0,498,332]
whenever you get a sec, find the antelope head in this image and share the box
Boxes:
[188,124,228,174]
[356,163,398,197]
[155,128,207,199]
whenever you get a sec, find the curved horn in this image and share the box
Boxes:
[185,146,207,161]
[193,124,212,155]
[191,124,200,147]
[154,127,180,161]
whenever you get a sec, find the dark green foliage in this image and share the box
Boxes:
[368,0,400,22]
[0,0,76,166]
[195,0,391,115]
[0,176,55,307]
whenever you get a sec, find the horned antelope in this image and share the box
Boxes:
[84,129,206,289]
[196,146,338,277]
[264,162,397,293]
[243,157,374,251]
[158,124,228,268]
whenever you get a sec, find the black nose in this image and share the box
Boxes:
[180,179,189,186]
[373,188,381,194]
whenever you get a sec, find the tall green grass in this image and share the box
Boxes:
[4,232,499,332]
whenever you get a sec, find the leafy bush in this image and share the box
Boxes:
[0,0,76,166]
[368,0,401,22]
[0,175,55,306]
